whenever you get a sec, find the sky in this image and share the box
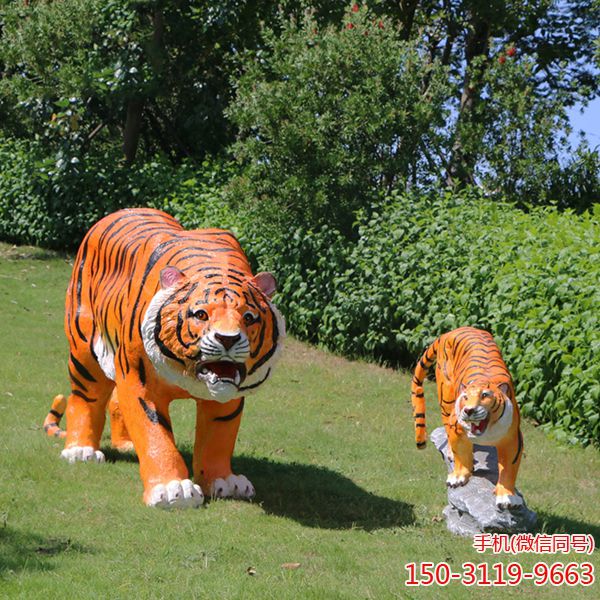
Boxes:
[567,97,600,148]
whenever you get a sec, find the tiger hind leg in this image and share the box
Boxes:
[108,390,135,453]
[61,351,114,463]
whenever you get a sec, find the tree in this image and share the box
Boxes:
[227,9,450,234]
[0,0,286,162]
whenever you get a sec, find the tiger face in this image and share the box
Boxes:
[455,380,513,443]
[142,267,285,402]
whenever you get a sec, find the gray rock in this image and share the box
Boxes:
[430,426,537,536]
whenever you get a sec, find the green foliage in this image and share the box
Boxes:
[0,136,201,249]
[0,0,149,150]
[166,187,600,447]
[228,8,450,234]
[0,0,304,160]
[467,52,600,209]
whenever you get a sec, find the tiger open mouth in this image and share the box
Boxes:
[467,417,490,436]
[195,361,246,387]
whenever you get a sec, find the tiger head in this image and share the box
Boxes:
[142,266,285,402]
[455,380,514,442]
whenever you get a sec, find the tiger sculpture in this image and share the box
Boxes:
[43,208,285,508]
[411,326,524,509]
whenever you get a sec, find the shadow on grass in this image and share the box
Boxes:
[102,447,139,464]
[0,245,66,261]
[105,448,415,531]
[535,511,600,549]
[233,455,415,531]
[0,527,90,575]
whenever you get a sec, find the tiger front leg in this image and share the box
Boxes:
[193,397,255,500]
[116,378,203,508]
[495,431,524,509]
[445,426,474,487]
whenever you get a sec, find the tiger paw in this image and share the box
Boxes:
[446,472,470,488]
[210,474,255,500]
[61,446,106,463]
[146,479,204,509]
[112,441,135,453]
[495,492,524,510]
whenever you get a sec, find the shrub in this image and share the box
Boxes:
[0,136,228,249]
[171,189,600,446]
[1,143,597,445]
[227,8,450,235]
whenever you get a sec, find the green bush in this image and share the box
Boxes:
[1,142,597,445]
[0,136,228,249]
[163,187,599,446]
[227,8,450,235]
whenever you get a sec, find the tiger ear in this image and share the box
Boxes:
[251,272,277,298]
[498,382,511,397]
[160,266,186,289]
[458,382,466,395]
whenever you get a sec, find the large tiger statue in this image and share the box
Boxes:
[43,208,285,508]
[411,326,523,509]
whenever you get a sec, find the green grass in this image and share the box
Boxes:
[0,242,598,599]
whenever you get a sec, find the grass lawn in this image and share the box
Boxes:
[0,242,598,599]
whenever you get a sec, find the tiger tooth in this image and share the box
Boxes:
[234,371,241,385]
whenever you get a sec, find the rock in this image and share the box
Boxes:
[430,427,537,536]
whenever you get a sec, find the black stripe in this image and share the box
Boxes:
[239,368,271,391]
[413,413,425,418]
[74,240,89,343]
[69,368,88,392]
[247,303,279,376]
[246,286,267,314]
[154,319,186,366]
[416,441,427,448]
[49,409,63,419]
[138,397,173,433]
[415,423,425,428]
[129,236,180,340]
[72,389,96,403]
[70,353,97,382]
[212,286,241,298]
[178,282,199,305]
[139,358,146,386]
[412,392,424,398]
[213,398,245,422]
[512,429,523,465]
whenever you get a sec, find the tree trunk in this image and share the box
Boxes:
[446,16,490,187]
[123,99,144,165]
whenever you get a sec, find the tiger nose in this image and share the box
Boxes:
[214,332,241,350]
[463,406,475,416]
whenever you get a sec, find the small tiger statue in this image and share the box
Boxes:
[44,208,285,508]
[411,326,524,509]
